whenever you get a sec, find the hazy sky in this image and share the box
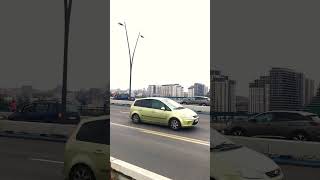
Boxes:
[111,0,210,91]
[0,0,108,90]
[213,0,320,97]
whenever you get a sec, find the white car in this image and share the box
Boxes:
[211,129,284,180]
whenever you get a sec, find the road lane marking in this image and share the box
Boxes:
[120,111,130,114]
[111,122,209,146]
[29,158,64,164]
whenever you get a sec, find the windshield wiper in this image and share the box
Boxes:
[174,107,185,110]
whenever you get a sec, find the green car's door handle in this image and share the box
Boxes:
[94,149,105,155]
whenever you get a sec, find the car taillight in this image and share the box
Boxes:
[310,121,320,126]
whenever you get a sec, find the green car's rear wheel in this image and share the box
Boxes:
[132,114,141,123]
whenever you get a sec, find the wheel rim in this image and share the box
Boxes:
[73,167,93,180]
[233,130,243,136]
[132,114,139,123]
[293,134,306,141]
[171,120,179,129]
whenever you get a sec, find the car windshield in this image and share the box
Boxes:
[67,104,79,112]
[162,98,184,110]
[211,129,242,152]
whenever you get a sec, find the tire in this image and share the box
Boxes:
[131,113,141,124]
[69,164,95,180]
[231,128,246,136]
[291,131,309,141]
[169,118,181,130]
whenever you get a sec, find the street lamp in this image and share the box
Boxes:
[118,22,144,99]
[61,0,73,120]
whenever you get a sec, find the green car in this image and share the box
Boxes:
[130,97,199,130]
[64,116,109,180]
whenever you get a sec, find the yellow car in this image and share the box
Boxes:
[130,97,199,130]
[64,116,109,180]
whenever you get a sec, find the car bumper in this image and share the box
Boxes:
[181,118,199,127]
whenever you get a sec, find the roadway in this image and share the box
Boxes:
[110,105,210,180]
[0,105,319,180]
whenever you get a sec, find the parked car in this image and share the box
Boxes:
[224,111,320,141]
[130,97,199,130]
[113,94,135,101]
[8,100,80,124]
[64,117,109,180]
[211,129,284,180]
[181,96,210,106]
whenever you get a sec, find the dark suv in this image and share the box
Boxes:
[224,111,320,141]
[8,101,80,124]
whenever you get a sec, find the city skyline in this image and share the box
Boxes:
[213,0,320,97]
[110,0,210,90]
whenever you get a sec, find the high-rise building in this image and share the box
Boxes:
[147,85,161,97]
[188,86,194,97]
[304,78,315,106]
[194,83,206,96]
[249,76,270,113]
[161,84,184,97]
[212,70,236,112]
[249,67,314,112]
[269,68,304,111]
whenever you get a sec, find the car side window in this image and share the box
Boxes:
[134,100,142,107]
[140,99,152,108]
[151,100,164,110]
[287,113,307,121]
[76,120,109,145]
[22,105,34,112]
[48,103,57,112]
[34,103,49,112]
[255,113,273,123]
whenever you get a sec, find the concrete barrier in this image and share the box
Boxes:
[111,157,172,180]
[111,99,210,114]
[228,136,320,165]
[0,120,76,138]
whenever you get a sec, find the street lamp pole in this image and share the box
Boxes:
[118,22,143,99]
[62,0,72,120]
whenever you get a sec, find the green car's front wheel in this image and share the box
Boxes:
[69,164,95,180]
[169,118,181,130]
[131,113,141,124]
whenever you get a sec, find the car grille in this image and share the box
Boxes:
[266,169,281,178]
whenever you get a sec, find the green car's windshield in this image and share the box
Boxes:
[162,98,184,110]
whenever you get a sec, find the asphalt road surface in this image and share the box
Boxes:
[110,105,210,180]
[0,105,319,180]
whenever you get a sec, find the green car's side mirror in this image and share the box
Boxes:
[161,107,166,111]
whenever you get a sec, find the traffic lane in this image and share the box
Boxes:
[111,123,210,180]
[0,137,64,180]
[280,165,320,180]
[111,105,210,141]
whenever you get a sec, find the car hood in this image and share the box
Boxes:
[213,146,278,174]
[173,108,197,117]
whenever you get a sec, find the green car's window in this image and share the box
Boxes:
[151,100,165,110]
[140,99,152,108]
[76,120,109,145]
